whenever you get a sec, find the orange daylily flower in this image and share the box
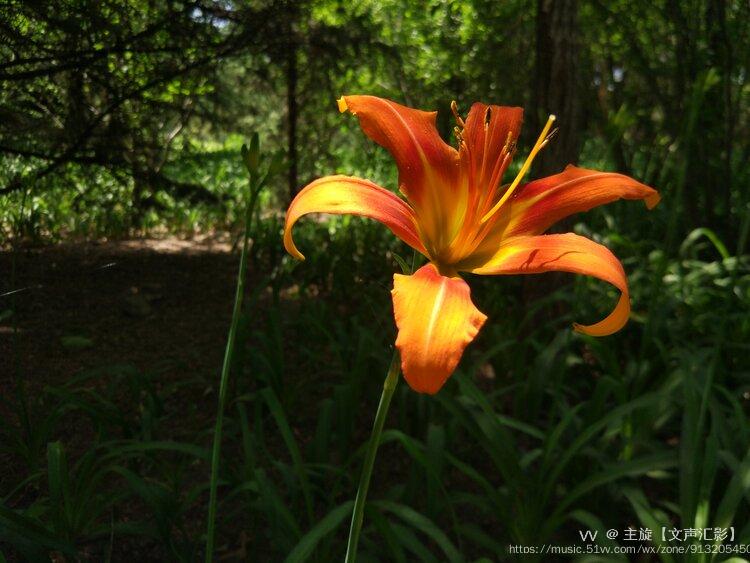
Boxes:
[284,95,660,394]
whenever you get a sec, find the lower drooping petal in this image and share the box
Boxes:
[391,264,487,394]
[284,175,428,260]
[459,233,630,336]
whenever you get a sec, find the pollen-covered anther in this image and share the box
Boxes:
[483,106,492,129]
[501,131,514,156]
[450,100,465,128]
[540,127,559,149]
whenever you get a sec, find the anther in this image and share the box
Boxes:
[501,131,514,155]
[450,100,465,127]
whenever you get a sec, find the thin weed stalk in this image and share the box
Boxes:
[205,137,263,562]
[344,351,401,562]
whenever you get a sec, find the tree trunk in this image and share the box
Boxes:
[531,0,581,178]
[522,0,581,333]
[286,26,299,203]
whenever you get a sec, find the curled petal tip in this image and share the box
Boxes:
[337,96,348,113]
[571,292,631,337]
[645,192,661,209]
[571,320,623,337]
[283,230,306,261]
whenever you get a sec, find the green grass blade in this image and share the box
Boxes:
[547,452,678,532]
[0,503,76,558]
[542,392,663,504]
[46,441,70,538]
[373,500,464,563]
[283,501,354,563]
[255,468,302,542]
[622,487,675,563]
[388,521,438,562]
[714,448,750,529]
[366,506,407,563]
[260,387,315,523]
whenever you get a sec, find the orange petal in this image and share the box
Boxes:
[339,95,462,252]
[339,95,459,205]
[284,175,427,259]
[500,165,660,238]
[392,264,486,394]
[460,233,630,336]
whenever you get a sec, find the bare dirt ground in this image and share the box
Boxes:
[1,237,238,392]
[1,237,250,558]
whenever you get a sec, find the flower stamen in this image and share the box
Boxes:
[480,114,556,223]
[450,100,465,128]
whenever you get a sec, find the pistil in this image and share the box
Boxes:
[480,115,556,223]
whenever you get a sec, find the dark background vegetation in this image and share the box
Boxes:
[1,0,749,561]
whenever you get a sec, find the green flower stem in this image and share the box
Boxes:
[345,351,401,563]
[205,179,260,563]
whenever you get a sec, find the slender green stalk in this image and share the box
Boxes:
[345,351,401,562]
[205,180,260,562]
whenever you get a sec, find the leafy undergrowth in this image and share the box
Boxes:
[1,219,749,562]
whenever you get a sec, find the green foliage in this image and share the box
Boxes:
[2,214,748,559]
[2,0,747,244]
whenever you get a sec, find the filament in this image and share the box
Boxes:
[480,115,556,224]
